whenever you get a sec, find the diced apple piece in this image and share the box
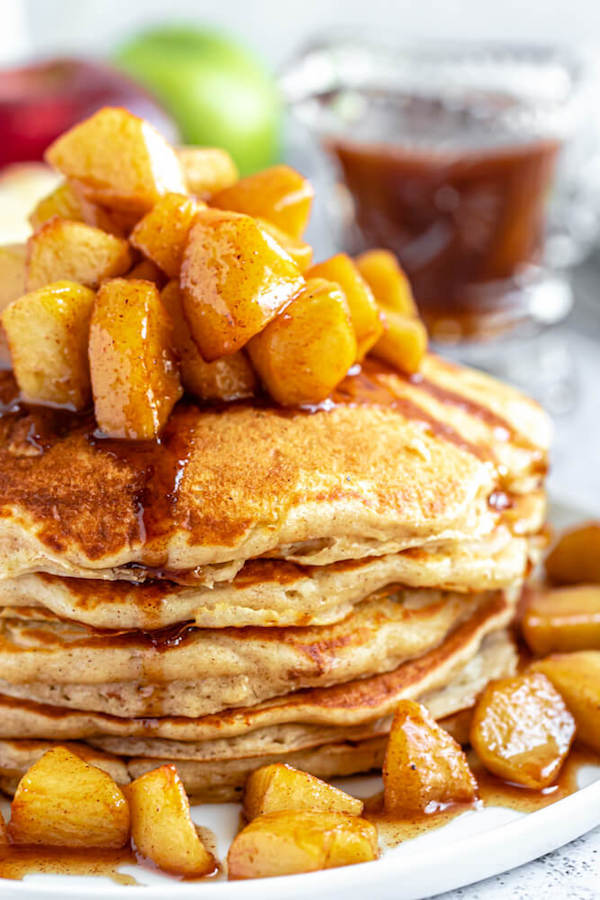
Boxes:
[45,106,185,214]
[0,244,27,365]
[8,746,129,848]
[0,243,26,308]
[129,764,214,878]
[181,209,303,360]
[125,258,166,287]
[177,146,239,199]
[248,278,357,406]
[0,809,7,845]
[545,522,600,585]
[26,218,132,291]
[2,280,95,408]
[257,218,313,272]
[244,764,363,821]
[307,253,383,359]
[355,249,417,316]
[371,311,428,374]
[470,672,575,789]
[532,652,600,753]
[228,810,378,880]
[383,700,477,815]
[161,280,255,401]
[130,192,202,279]
[89,278,182,439]
[211,165,314,238]
[28,180,124,236]
[28,181,85,230]
[522,585,600,655]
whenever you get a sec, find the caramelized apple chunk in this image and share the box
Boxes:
[383,700,477,814]
[248,277,357,406]
[228,810,378,880]
[371,310,428,374]
[26,218,132,291]
[211,164,314,238]
[257,218,313,272]
[28,180,85,230]
[8,746,129,848]
[0,243,26,308]
[0,810,6,844]
[181,209,303,360]
[177,146,239,198]
[532,652,600,753]
[522,585,600,655]
[0,242,26,378]
[130,192,202,278]
[545,522,600,585]
[2,280,95,408]
[244,763,364,821]
[307,254,383,359]
[28,180,124,237]
[354,250,426,372]
[45,106,185,214]
[161,280,255,401]
[129,764,214,878]
[356,249,417,316]
[124,258,166,287]
[89,278,182,439]
[470,672,575,789]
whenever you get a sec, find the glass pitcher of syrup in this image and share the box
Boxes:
[281,39,593,344]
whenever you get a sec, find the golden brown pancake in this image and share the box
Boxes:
[0,517,542,630]
[0,355,549,580]
[0,628,515,801]
[0,587,512,718]
[0,589,512,729]
[0,630,517,760]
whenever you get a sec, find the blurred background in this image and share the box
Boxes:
[1,0,599,509]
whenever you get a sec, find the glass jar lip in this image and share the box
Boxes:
[280,34,587,111]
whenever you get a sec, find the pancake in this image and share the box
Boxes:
[0,515,543,630]
[0,590,512,741]
[77,630,519,760]
[0,629,515,801]
[0,587,510,718]
[0,354,550,581]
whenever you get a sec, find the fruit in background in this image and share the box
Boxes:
[0,58,177,169]
[114,26,281,176]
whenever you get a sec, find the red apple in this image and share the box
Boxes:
[0,58,177,168]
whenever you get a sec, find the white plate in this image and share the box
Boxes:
[1,499,598,900]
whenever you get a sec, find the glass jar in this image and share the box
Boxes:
[281,38,593,343]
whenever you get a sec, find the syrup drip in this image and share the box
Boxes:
[89,403,200,559]
[0,845,138,884]
[0,825,221,884]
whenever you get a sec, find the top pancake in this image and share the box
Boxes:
[0,354,550,579]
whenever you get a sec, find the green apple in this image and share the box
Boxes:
[114,26,281,175]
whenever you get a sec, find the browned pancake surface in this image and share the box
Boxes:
[0,356,549,578]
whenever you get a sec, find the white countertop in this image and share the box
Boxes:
[437,825,600,899]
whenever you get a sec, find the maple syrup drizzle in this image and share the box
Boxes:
[0,845,139,884]
[0,826,221,884]
[88,402,200,560]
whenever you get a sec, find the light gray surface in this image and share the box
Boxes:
[436,828,600,899]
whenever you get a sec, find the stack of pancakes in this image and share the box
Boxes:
[0,354,550,801]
